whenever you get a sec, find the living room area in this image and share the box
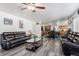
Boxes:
[0,3,79,56]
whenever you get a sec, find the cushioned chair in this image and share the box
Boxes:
[47,31,57,39]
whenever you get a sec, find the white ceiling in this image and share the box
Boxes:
[0,3,79,23]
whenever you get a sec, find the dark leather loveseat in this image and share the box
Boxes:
[62,41,79,56]
[62,30,79,56]
[1,31,30,50]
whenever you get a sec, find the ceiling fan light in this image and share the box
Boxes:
[31,7,35,10]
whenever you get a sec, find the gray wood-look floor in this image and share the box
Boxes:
[0,38,64,56]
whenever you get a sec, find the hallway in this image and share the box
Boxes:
[0,38,63,56]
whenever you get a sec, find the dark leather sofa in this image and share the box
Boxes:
[62,41,79,56]
[1,31,30,50]
[62,30,79,56]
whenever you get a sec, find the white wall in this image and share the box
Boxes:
[0,11,36,34]
[73,17,79,32]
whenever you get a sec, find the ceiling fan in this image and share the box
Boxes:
[21,3,46,12]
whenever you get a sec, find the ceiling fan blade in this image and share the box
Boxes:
[22,3,30,5]
[36,6,45,9]
[21,8,27,10]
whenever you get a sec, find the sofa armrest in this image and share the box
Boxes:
[1,40,11,50]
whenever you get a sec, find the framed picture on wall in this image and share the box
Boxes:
[19,20,23,28]
[4,18,13,25]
